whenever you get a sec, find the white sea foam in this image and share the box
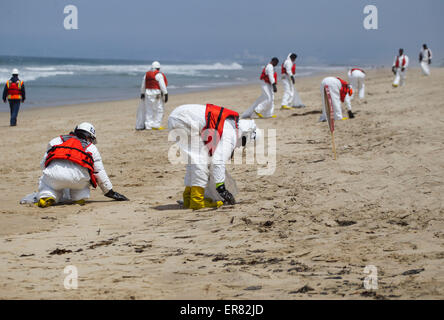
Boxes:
[0,62,244,83]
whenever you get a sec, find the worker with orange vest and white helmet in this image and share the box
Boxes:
[137,61,168,130]
[347,67,366,100]
[319,77,354,122]
[241,57,279,119]
[281,53,305,109]
[2,68,25,126]
[392,48,409,87]
[36,122,128,208]
[168,104,257,210]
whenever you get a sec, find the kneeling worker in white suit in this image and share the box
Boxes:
[169,104,257,210]
[37,122,128,207]
[392,48,409,87]
[319,77,354,122]
[281,53,305,109]
[419,44,432,76]
[242,57,278,119]
[347,68,366,100]
[137,61,168,130]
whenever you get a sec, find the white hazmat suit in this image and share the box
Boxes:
[168,104,257,210]
[37,136,113,203]
[242,63,276,119]
[319,77,352,122]
[419,48,432,76]
[137,67,168,130]
[392,54,409,87]
[281,54,305,108]
[347,68,366,100]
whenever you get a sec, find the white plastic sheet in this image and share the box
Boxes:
[204,170,238,202]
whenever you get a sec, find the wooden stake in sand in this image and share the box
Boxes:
[324,85,337,160]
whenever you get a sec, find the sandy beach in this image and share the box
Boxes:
[0,68,443,299]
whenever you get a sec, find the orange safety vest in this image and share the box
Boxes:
[351,68,365,74]
[44,134,98,188]
[337,77,351,103]
[260,66,277,84]
[395,56,406,68]
[6,80,23,100]
[201,104,239,156]
[281,63,296,75]
[145,70,168,90]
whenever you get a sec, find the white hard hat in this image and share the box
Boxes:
[12,68,19,75]
[151,61,161,69]
[75,122,97,143]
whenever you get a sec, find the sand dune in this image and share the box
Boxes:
[0,68,443,299]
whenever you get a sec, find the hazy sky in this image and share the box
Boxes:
[0,0,443,65]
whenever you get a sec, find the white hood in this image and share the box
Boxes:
[238,119,257,146]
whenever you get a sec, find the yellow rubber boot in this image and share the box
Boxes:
[190,186,205,210]
[153,126,166,130]
[37,197,55,208]
[204,198,224,208]
[74,199,86,205]
[255,112,264,118]
[281,105,292,110]
[183,186,191,209]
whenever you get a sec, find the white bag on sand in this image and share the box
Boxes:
[292,88,305,108]
[135,100,145,130]
[204,170,238,202]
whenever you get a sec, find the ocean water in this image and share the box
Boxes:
[0,56,347,109]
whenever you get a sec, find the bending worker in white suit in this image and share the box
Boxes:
[281,53,305,109]
[137,61,168,130]
[392,48,409,87]
[241,57,278,119]
[419,44,432,76]
[168,104,257,210]
[347,67,366,100]
[319,77,354,122]
[36,122,128,207]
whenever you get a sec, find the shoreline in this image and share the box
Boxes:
[0,66,432,112]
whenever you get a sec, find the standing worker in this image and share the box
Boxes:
[392,48,409,87]
[241,57,278,119]
[2,68,25,126]
[419,44,432,76]
[168,104,258,210]
[319,77,354,122]
[36,122,128,207]
[137,61,168,130]
[281,53,305,109]
[347,67,366,100]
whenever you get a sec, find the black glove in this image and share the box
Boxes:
[401,67,405,72]
[391,66,396,75]
[2,99,6,103]
[164,93,168,103]
[105,189,129,201]
[272,83,277,93]
[140,93,145,100]
[216,183,235,205]
[21,98,25,103]
[429,59,432,65]
[291,76,295,84]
